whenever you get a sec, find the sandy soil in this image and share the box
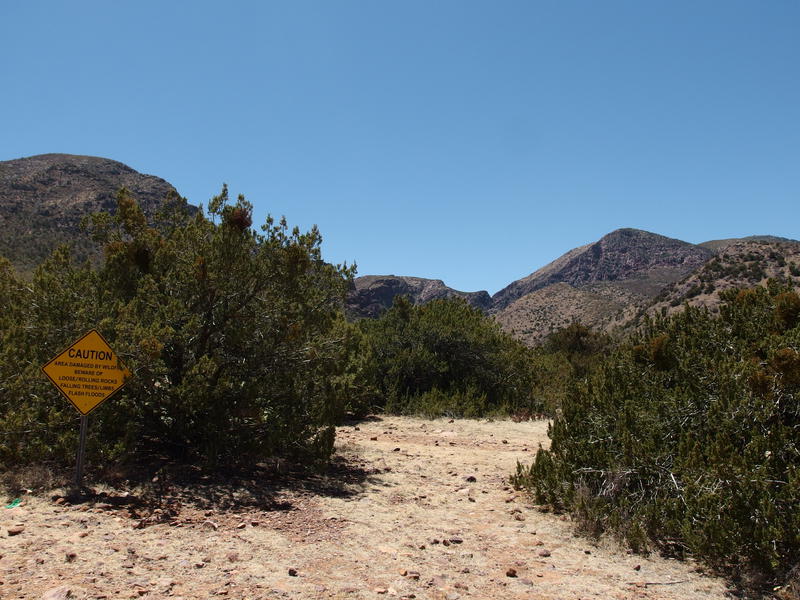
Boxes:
[1,416,731,599]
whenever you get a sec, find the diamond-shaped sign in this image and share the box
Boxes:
[42,330,132,415]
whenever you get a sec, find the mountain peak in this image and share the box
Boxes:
[491,229,712,311]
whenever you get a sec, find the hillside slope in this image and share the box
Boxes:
[646,239,800,318]
[0,154,191,272]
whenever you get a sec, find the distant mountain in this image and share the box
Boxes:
[4,154,796,348]
[489,229,714,345]
[0,153,193,272]
[491,228,713,311]
[346,275,491,319]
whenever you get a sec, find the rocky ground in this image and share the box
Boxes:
[1,416,731,599]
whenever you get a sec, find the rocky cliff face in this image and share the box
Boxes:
[346,275,492,319]
[0,154,192,272]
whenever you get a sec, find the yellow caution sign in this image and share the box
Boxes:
[42,330,132,415]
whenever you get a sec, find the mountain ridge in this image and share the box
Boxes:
[3,153,798,346]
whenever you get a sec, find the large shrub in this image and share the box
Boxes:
[0,188,353,469]
[353,296,538,417]
[513,283,800,586]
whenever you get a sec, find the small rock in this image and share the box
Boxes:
[501,439,508,444]
[449,537,463,544]
[65,551,77,563]
[405,571,420,580]
[506,568,517,577]
[374,587,387,594]
[584,550,591,554]
[226,552,239,562]
[633,564,641,571]
[514,513,526,521]
[370,436,378,441]
[41,586,73,600]
[7,525,25,536]
[203,520,219,530]
[288,568,298,576]
[393,448,401,452]
[537,549,551,557]
[464,475,476,482]
[236,522,246,529]
[442,539,451,547]
[194,561,206,569]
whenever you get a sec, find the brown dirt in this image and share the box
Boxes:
[1,416,731,599]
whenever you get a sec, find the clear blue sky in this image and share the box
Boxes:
[2,1,798,294]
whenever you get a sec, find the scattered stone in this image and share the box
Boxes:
[405,571,420,580]
[584,550,591,554]
[374,587,387,594]
[442,539,451,547]
[393,448,401,452]
[506,568,517,578]
[449,537,463,544]
[538,549,551,558]
[7,525,25,536]
[461,567,470,573]
[514,513,525,521]
[226,552,239,562]
[501,439,508,444]
[370,436,378,441]
[288,568,298,576]
[633,564,641,571]
[454,582,469,590]
[236,522,246,529]
[203,520,219,530]
[65,551,77,562]
[464,475,476,482]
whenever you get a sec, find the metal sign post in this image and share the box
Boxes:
[75,415,89,489]
[41,330,131,493]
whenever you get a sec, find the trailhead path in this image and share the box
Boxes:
[2,416,730,599]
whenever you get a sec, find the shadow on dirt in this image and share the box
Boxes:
[53,448,382,523]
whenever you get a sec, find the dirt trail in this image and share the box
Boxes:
[1,416,730,599]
